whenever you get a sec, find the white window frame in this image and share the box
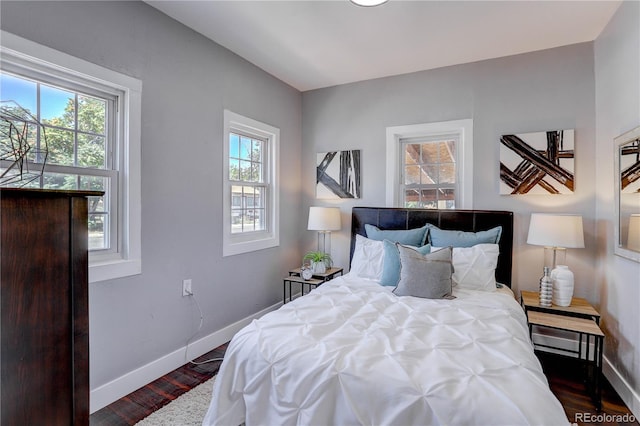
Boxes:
[1,31,142,283]
[385,119,473,209]
[223,110,279,256]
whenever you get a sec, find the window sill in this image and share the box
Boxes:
[89,257,141,283]
[223,234,279,257]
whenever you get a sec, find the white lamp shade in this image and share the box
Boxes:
[527,213,585,248]
[628,214,640,252]
[308,207,342,231]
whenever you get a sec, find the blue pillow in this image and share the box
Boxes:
[364,224,428,246]
[426,224,502,248]
[380,240,431,287]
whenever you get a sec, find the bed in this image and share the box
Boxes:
[203,207,569,426]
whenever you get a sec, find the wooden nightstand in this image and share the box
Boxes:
[283,267,343,304]
[288,267,343,282]
[520,290,600,323]
[520,290,604,410]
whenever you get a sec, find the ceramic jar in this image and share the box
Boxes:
[312,261,326,274]
[551,265,574,307]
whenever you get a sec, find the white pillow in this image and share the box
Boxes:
[350,234,384,281]
[432,244,499,291]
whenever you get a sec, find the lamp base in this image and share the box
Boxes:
[543,247,566,270]
[317,231,331,256]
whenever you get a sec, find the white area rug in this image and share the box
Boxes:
[135,377,214,425]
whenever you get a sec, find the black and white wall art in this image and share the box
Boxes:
[316,150,361,199]
[500,129,575,195]
[620,138,640,194]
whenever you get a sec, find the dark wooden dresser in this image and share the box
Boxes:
[1,188,101,425]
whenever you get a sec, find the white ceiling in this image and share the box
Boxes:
[146,0,621,92]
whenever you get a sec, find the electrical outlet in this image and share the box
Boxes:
[182,279,193,296]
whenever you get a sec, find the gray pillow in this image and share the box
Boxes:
[393,245,454,299]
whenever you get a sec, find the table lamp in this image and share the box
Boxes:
[528,213,585,306]
[527,213,585,270]
[307,207,341,255]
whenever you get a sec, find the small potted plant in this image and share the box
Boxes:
[303,251,332,274]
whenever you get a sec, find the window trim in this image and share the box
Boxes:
[223,110,279,257]
[385,119,473,209]
[1,31,142,283]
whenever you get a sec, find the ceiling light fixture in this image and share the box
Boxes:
[350,0,389,7]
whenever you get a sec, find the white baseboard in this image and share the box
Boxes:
[90,300,282,413]
[603,356,640,420]
[532,331,639,419]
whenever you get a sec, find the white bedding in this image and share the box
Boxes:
[203,274,569,426]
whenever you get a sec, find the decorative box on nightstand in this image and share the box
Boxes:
[283,267,343,305]
[520,290,604,410]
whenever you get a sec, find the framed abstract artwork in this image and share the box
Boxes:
[614,125,640,262]
[316,150,361,199]
[499,129,575,195]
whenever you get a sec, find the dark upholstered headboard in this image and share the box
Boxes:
[350,207,514,287]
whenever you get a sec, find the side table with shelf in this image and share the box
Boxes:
[520,290,600,323]
[520,290,604,410]
[283,267,343,305]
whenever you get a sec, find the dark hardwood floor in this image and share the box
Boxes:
[90,344,637,425]
[89,344,227,425]
[538,352,638,426]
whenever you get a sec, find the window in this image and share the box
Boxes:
[223,110,279,256]
[401,137,458,209]
[229,132,266,233]
[1,71,116,249]
[1,31,141,282]
[386,119,473,209]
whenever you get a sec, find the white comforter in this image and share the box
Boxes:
[203,274,569,426]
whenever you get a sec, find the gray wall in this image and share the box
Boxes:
[3,0,638,416]
[0,0,302,393]
[302,43,597,301]
[594,0,640,414]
